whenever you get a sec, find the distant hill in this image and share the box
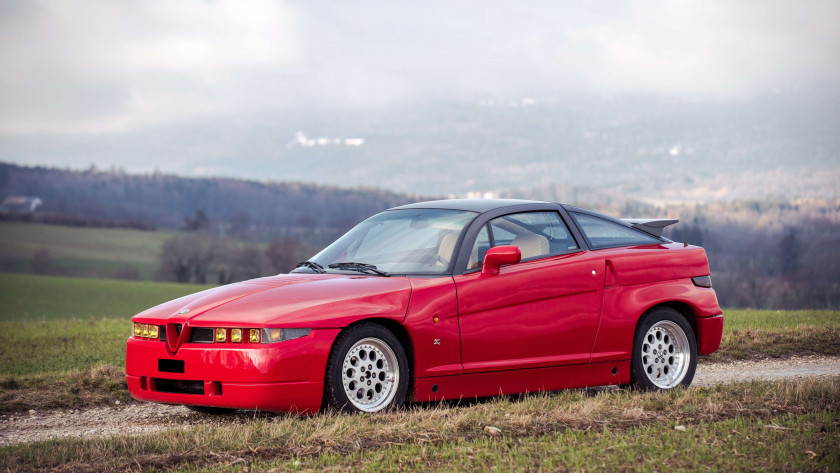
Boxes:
[0,162,421,246]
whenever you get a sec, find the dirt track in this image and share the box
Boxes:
[2,355,838,446]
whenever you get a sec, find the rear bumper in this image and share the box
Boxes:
[696,314,724,355]
[125,328,340,414]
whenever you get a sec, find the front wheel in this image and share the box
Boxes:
[324,323,409,413]
[630,307,697,390]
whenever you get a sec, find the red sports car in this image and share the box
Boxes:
[126,199,723,414]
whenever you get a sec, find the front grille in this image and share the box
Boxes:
[154,379,204,395]
[189,328,214,344]
[159,324,182,342]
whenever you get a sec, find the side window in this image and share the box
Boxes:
[467,225,491,269]
[466,212,579,269]
[571,212,661,249]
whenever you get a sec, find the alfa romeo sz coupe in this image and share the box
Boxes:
[126,199,723,414]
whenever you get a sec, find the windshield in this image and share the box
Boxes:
[296,209,476,275]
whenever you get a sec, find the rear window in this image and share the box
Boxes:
[571,212,661,249]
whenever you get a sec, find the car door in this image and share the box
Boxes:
[454,211,605,374]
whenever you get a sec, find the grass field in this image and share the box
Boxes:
[1,379,837,472]
[711,309,840,362]
[0,273,213,321]
[0,221,177,280]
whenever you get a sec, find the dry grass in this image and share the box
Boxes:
[0,365,130,413]
[1,378,838,472]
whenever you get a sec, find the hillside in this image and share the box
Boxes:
[0,162,420,246]
[0,222,180,280]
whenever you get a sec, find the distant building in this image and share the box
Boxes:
[0,196,42,213]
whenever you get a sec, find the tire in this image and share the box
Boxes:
[324,323,409,413]
[186,405,237,415]
[630,307,697,390]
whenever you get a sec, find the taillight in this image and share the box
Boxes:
[691,275,712,288]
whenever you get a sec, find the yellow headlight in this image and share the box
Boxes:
[231,328,242,343]
[141,324,149,338]
[249,328,260,343]
[215,328,227,343]
[134,323,142,337]
[148,325,159,339]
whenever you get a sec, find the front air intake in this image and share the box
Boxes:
[154,379,204,395]
[189,327,214,344]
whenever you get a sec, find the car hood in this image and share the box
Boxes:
[133,274,413,327]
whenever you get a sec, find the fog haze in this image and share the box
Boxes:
[1,0,839,198]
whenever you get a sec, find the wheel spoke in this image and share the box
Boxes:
[341,337,400,412]
[640,320,691,389]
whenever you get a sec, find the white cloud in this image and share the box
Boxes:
[0,0,301,133]
[0,0,838,135]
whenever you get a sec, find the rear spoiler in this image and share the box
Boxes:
[622,219,679,237]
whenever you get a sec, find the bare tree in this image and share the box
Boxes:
[158,235,218,283]
[266,238,315,274]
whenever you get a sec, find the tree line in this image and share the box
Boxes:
[157,235,316,284]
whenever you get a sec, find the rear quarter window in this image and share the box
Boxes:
[571,212,661,249]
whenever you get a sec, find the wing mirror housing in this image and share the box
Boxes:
[481,245,522,276]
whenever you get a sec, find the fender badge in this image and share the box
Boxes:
[433,339,441,345]
[178,308,190,315]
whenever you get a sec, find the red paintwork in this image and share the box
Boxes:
[455,250,605,373]
[697,315,724,355]
[403,277,462,378]
[126,212,723,414]
[414,360,631,402]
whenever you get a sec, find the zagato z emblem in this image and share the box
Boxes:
[178,308,190,315]
[433,339,441,345]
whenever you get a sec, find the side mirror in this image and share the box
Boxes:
[481,245,521,276]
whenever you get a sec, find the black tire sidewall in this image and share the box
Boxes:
[325,323,409,413]
[630,308,697,390]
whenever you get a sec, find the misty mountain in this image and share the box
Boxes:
[3,87,838,202]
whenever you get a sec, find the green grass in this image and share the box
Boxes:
[722,309,840,330]
[711,309,840,362]
[1,378,838,472]
[0,319,130,376]
[0,273,213,321]
[287,412,838,473]
[0,221,177,279]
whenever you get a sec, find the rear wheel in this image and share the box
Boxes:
[324,323,409,413]
[630,307,697,390]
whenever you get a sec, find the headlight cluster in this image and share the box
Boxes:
[133,323,160,339]
[132,323,310,344]
[212,327,311,344]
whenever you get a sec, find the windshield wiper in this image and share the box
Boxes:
[328,262,390,277]
[295,261,326,274]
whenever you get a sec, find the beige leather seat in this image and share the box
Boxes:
[511,233,549,259]
[437,232,459,266]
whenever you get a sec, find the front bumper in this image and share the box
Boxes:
[125,328,340,414]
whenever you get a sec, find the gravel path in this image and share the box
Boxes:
[693,355,840,387]
[2,356,838,446]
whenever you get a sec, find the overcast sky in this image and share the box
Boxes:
[1,0,838,154]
